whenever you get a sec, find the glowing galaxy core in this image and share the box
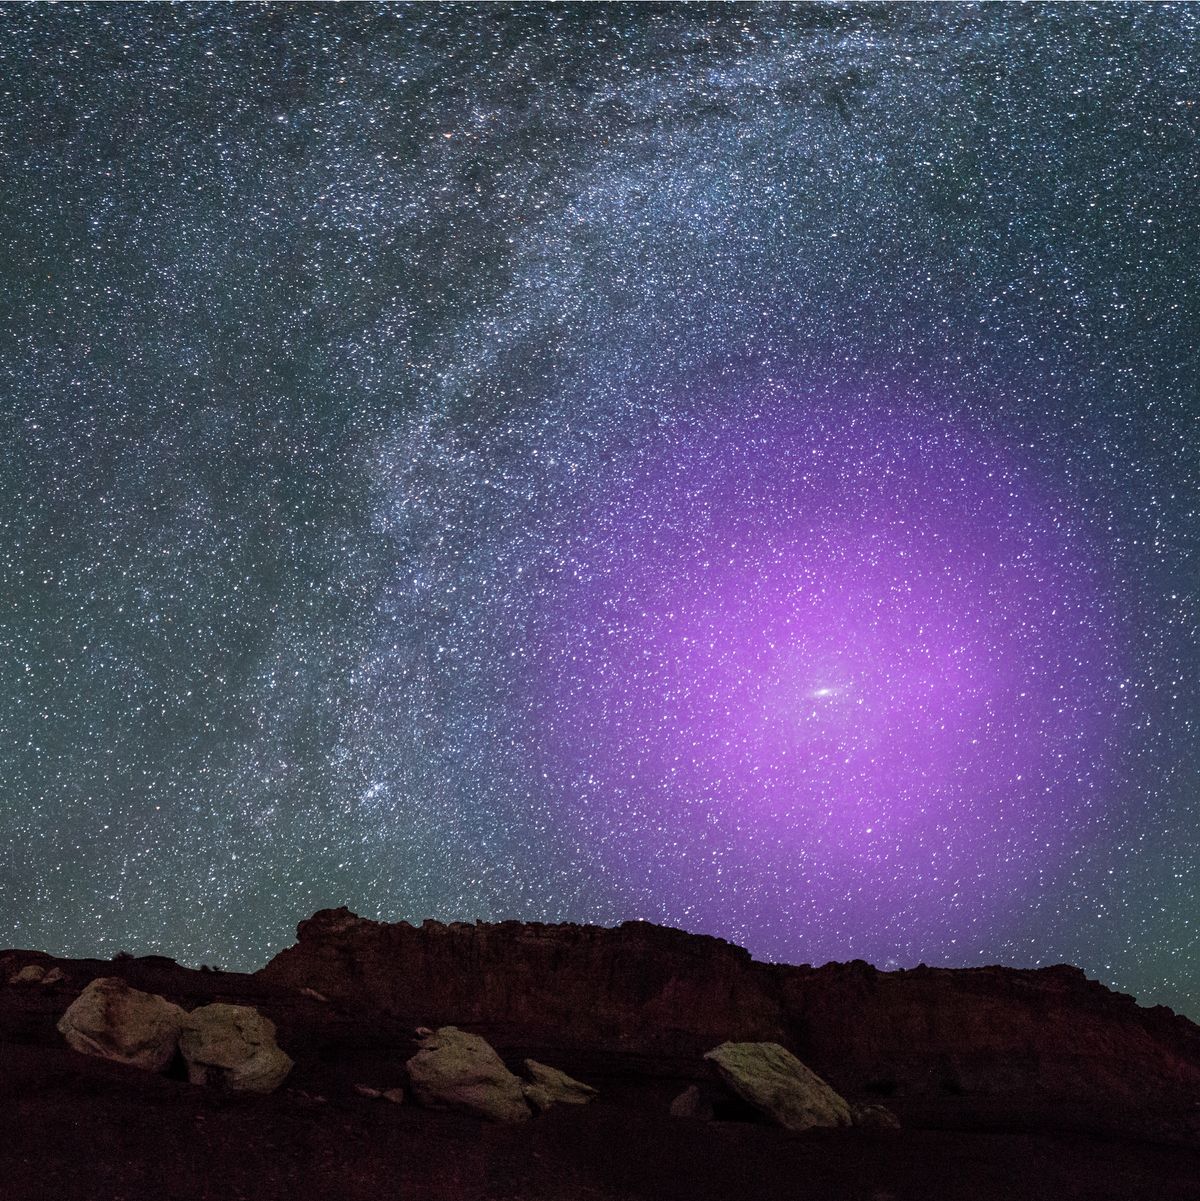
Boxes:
[6,4,1196,1013]
[535,394,1122,958]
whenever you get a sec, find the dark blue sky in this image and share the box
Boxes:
[2,4,1198,1017]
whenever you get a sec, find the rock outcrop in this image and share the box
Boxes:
[260,908,778,1049]
[57,977,185,1072]
[257,909,1200,1119]
[179,1003,293,1094]
[522,1059,597,1111]
[405,1026,531,1122]
[703,1041,853,1131]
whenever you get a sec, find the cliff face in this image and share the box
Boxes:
[258,908,785,1047]
[778,959,1200,1107]
[258,908,1200,1118]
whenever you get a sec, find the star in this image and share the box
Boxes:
[1,2,1196,1019]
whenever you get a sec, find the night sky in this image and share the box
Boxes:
[3,4,1199,1016]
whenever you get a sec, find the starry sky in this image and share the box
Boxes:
[3,4,1199,1015]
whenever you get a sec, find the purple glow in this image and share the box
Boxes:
[535,392,1124,963]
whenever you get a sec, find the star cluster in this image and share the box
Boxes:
[2,4,1198,1014]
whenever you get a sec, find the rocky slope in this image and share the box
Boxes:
[1,913,1198,1201]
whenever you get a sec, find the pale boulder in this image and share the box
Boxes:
[522,1059,597,1112]
[57,977,185,1072]
[10,964,46,984]
[405,1026,530,1122]
[180,1003,293,1094]
[702,1041,853,1131]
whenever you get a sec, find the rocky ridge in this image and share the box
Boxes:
[2,912,1200,1201]
[258,907,1200,1122]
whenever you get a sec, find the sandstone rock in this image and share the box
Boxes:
[355,1082,403,1102]
[14,963,67,986]
[405,1026,530,1121]
[703,1041,853,1131]
[669,1083,714,1120]
[522,1086,569,1113]
[259,909,778,1051]
[854,1103,901,1131]
[257,909,1200,1123]
[179,1003,292,1094]
[57,977,185,1072]
[522,1059,597,1111]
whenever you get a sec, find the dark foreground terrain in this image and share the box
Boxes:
[2,910,1199,1201]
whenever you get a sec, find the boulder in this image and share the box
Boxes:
[57,977,185,1072]
[854,1103,901,1130]
[42,966,67,986]
[179,1003,293,1094]
[669,1083,714,1120]
[10,964,45,984]
[703,1041,853,1131]
[405,1026,530,1121]
[522,1059,597,1111]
